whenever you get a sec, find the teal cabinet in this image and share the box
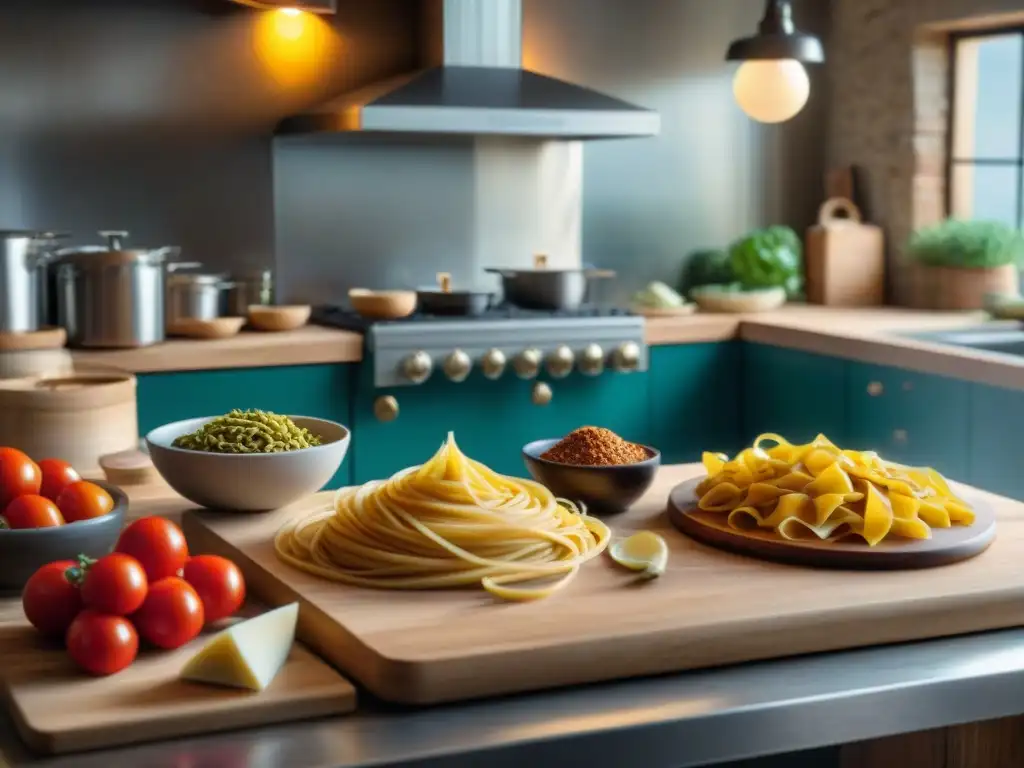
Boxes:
[741,343,848,447]
[969,383,1024,500]
[137,364,354,488]
[649,342,741,463]
[846,363,971,480]
[351,359,650,483]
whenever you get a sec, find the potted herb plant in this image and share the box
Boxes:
[907,220,1023,310]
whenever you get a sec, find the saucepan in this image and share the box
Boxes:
[486,254,615,311]
[416,272,495,316]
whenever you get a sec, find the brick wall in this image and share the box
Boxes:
[829,0,1024,305]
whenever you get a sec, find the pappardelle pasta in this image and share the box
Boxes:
[695,433,975,545]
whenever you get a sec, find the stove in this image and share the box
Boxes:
[313,304,648,388]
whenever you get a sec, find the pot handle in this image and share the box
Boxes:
[484,268,513,277]
[166,260,203,272]
[26,232,71,267]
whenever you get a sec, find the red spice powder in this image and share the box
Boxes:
[541,426,648,466]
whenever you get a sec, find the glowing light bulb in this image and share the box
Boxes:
[280,7,302,16]
[732,59,810,124]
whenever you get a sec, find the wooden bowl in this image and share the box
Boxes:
[247,305,311,332]
[349,289,417,320]
[168,317,246,340]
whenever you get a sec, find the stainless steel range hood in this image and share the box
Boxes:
[277,0,660,140]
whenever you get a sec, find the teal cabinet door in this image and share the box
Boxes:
[137,364,353,488]
[648,342,741,464]
[352,360,649,483]
[846,363,971,480]
[741,343,848,447]
[969,383,1024,500]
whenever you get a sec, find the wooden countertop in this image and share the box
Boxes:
[65,307,1024,390]
[71,326,363,373]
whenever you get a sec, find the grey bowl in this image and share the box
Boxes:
[0,481,127,594]
[145,415,350,512]
[522,438,661,516]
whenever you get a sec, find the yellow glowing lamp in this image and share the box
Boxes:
[725,0,823,124]
[226,0,335,13]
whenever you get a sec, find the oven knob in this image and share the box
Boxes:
[612,341,641,373]
[532,381,553,406]
[513,348,542,379]
[545,345,575,379]
[481,348,507,380]
[401,351,433,384]
[579,343,605,376]
[443,349,472,383]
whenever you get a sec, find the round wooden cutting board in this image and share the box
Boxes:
[667,476,997,570]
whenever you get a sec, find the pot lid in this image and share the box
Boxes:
[168,271,229,287]
[54,230,181,267]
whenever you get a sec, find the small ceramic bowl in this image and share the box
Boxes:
[146,416,350,512]
[0,481,128,593]
[522,439,661,515]
[247,305,311,332]
[349,289,418,320]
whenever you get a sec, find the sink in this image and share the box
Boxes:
[902,325,1024,357]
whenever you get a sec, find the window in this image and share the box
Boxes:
[948,30,1024,227]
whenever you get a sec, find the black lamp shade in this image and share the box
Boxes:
[725,0,824,64]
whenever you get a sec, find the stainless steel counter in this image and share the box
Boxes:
[4,627,1024,768]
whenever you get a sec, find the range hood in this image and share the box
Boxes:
[277,0,660,140]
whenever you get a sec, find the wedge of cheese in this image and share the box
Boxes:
[180,603,299,692]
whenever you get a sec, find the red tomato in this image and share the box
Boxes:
[183,555,246,623]
[38,458,81,503]
[22,560,83,636]
[133,577,204,650]
[80,553,148,616]
[115,517,189,582]
[66,610,138,676]
[56,481,115,523]
[4,494,64,529]
[0,447,41,509]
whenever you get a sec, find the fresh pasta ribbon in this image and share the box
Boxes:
[696,434,975,546]
[274,432,611,601]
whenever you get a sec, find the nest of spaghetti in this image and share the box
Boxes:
[695,433,975,545]
[275,433,610,601]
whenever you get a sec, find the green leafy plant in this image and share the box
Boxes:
[908,219,1024,269]
[728,225,803,297]
[680,249,735,297]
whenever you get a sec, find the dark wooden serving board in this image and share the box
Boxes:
[667,476,996,570]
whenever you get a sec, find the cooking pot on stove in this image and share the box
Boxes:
[486,254,615,311]
[416,272,495,316]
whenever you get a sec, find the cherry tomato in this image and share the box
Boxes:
[133,577,204,650]
[57,481,115,524]
[4,494,64,529]
[0,447,41,509]
[80,553,148,616]
[66,610,138,676]
[183,555,246,623]
[115,517,189,582]
[38,458,81,503]
[22,560,83,636]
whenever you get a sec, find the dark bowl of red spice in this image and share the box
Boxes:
[522,427,661,516]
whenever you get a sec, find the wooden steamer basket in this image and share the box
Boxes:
[0,366,138,476]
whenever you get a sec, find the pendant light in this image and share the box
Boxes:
[725,0,824,124]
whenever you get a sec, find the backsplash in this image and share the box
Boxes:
[0,0,829,302]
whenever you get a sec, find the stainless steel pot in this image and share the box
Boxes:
[485,254,615,311]
[416,272,494,316]
[227,269,273,316]
[0,230,68,332]
[54,230,198,349]
[167,272,234,328]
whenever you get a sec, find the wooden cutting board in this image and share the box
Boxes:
[805,198,885,306]
[181,464,1024,706]
[0,601,356,755]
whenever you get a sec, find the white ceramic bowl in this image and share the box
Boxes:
[145,416,350,512]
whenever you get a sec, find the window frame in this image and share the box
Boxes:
[945,25,1024,227]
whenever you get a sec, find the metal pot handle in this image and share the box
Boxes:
[166,260,202,272]
[26,232,71,267]
[98,230,130,249]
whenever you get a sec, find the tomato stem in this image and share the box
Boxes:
[65,554,98,586]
